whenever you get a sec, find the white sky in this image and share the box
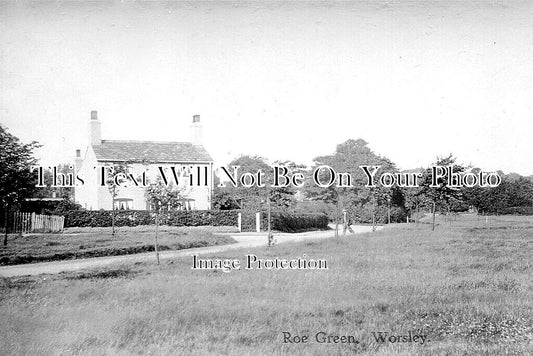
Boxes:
[1,1,532,175]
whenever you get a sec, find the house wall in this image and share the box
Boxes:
[151,163,213,210]
[76,159,213,210]
[74,146,99,210]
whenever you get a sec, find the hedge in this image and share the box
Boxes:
[498,206,533,215]
[63,209,329,232]
[261,212,329,233]
[64,210,240,228]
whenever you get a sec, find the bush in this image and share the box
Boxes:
[64,210,240,228]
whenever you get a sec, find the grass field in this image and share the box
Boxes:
[0,226,237,265]
[1,214,532,355]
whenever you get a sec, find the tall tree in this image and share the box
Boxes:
[33,163,75,200]
[0,124,40,244]
[418,154,466,230]
[215,155,296,212]
[305,139,402,228]
[212,170,242,210]
[464,173,533,214]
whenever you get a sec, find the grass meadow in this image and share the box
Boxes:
[1,214,532,355]
[0,226,237,265]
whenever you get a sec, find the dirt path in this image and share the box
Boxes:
[0,225,380,277]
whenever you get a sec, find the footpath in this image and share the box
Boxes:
[0,225,379,277]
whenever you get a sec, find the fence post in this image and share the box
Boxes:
[255,212,260,232]
[237,213,242,232]
[24,212,29,234]
[13,212,19,235]
[18,212,22,236]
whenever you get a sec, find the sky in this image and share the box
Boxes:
[1,1,533,175]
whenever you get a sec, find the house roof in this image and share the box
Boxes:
[92,140,213,163]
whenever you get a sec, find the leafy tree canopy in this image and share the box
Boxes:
[417,154,467,212]
[0,124,41,209]
[145,179,184,213]
[304,139,402,222]
[214,155,296,211]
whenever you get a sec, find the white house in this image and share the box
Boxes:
[74,111,214,211]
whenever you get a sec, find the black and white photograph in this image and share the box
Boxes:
[1,1,532,355]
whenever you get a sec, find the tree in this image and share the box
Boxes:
[464,173,533,214]
[402,182,426,223]
[33,163,75,200]
[304,139,404,232]
[212,190,242,210]
[145,179,185,264]
[105,163,130,237]
[418,154,466,230]
[212,170,242,210]
[215,155,296,212]
[43,197,82,215]
[0,124,40,244]
[145,179,184,212]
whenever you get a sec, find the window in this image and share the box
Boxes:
[114,198,133,210]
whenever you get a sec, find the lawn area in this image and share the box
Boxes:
[1,214,532,355]
[0,226,237,265]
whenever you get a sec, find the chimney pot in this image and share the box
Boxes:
[89,110,102,145]
[190,114,203,145]
[75,149,83,172]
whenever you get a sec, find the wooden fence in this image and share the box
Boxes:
[10,212,65,234]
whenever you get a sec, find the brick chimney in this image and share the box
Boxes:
[190,114,203,145]
[89,110,101,145]
[75,149,83,171]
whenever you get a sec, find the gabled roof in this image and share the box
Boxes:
[92,140,213,163]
